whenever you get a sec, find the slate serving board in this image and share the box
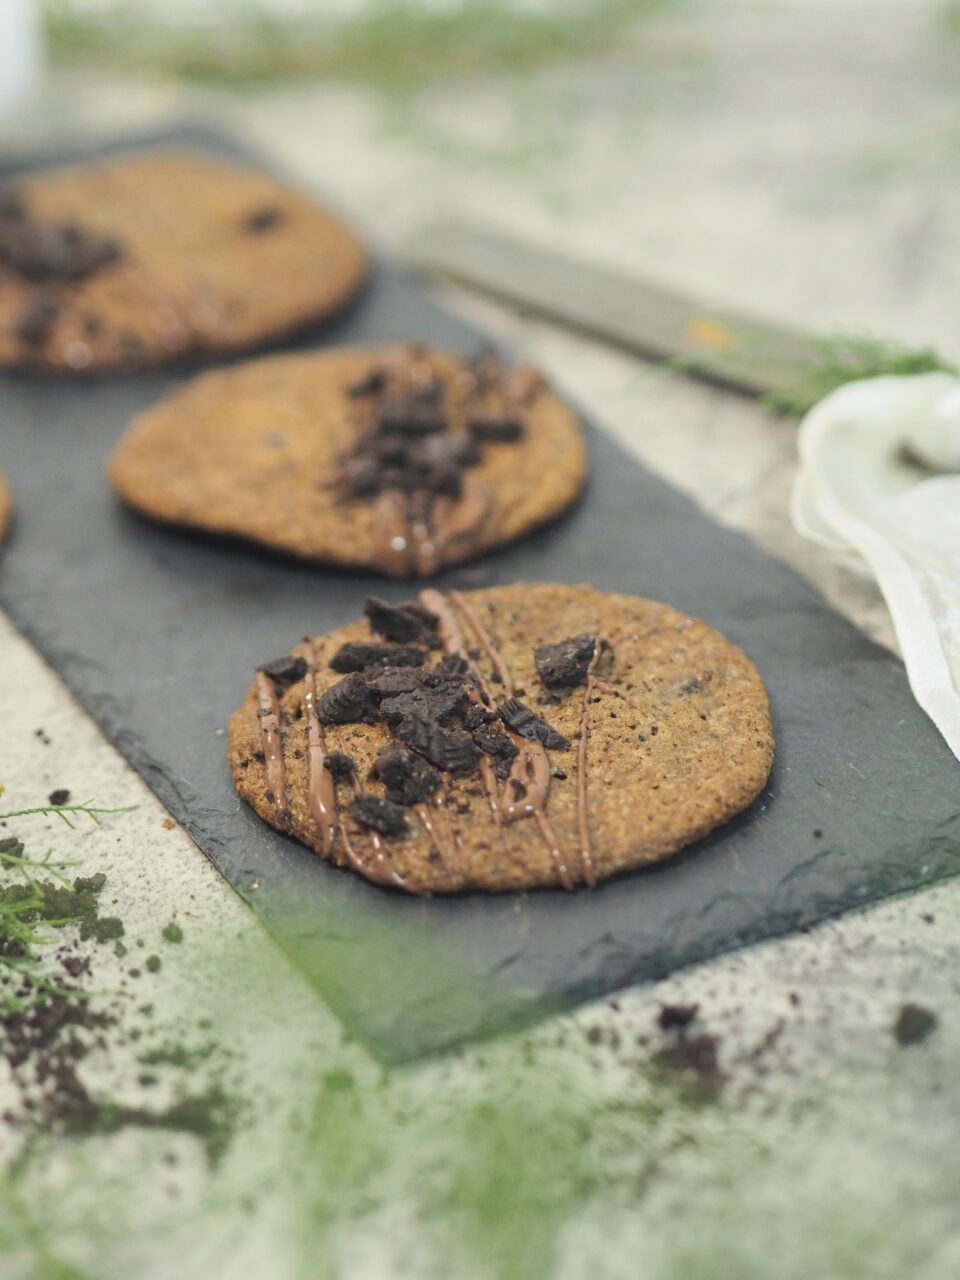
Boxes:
[2,126,958,1061]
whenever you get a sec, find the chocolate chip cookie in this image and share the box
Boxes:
[0,150,367,372]
[227,584,775,893]
[109,345,587,576]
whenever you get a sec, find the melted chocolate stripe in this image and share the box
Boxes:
[575,641,604,889]
[255,671,288,818]
[570,619,694,885]
[427,588,579,890]
[449,589,515,695]
[297,641,340,858]
[420,588,510,849]
[297,639,409,891]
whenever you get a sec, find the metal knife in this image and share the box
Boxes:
[403,219,821,400]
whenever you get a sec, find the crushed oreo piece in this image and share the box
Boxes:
[393,717,479,773]
[347,368,386,398]
[0,218,120,282]
[350,794,408,839]
[365,596,439,645]
[423,655,470,685]
[364,666,424,698]
[16,290,58,347]
[378,399,446,437]
[258,654,308,687]
[893,1003,938,1047]
[322,752,355,782]
[409,433,480,470]
[380,684,468,729]
[375,743,441,807]
[330,642,425,674]
[534,634,599,688]
[316,672,379,725]
[467,415,524,443]
[464,703,497,729]
[244,205,284,233]
[0,187,24,221]
[497,698,570,751]
[472,721,519,780]
[658,1003,700,1031]
[343,455,381,496]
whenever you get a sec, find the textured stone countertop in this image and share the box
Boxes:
[1,4,959,1277]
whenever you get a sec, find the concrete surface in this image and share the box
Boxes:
[2,3,959,1276]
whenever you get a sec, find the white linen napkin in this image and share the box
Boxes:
[791,373,960,760]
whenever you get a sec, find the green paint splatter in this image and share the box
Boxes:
[40,0,668,86]
[138,1042,217,1070]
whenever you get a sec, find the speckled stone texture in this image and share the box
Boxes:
[0,149,367,372]
[228,584,774,891]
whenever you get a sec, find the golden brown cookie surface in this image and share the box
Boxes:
[109,345,587,576]
[0,150,367,372]
[0,468,11,545]
[227,584,775,893]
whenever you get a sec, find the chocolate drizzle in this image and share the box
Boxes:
[338,348,541,577]
[297,642,339,856]
[245,593,695,893]
[255,671,288,819]
[420,588,577,889]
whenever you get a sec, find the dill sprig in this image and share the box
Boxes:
[0,799,138,830]
[0,842,85,1011]
[762,333,957,418]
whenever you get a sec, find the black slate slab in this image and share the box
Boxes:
[1,126,958,1060]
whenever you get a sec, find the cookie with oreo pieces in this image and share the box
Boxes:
[0,149,366,373]
[109,345,587,577]
[227,583,774,893]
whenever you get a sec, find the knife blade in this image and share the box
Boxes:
[403,219,821,400]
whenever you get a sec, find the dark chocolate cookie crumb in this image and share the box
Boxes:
[16,290,59,347]
[472,721,519,781]
[364,666,425,698]
[350,794,408,838]
[658,1002,699,1031]
[330,642,425,673]
[317,672,379,725]
[365,596,439,645]
[375,743,442,807]
[466,414,524,443]
[380,684,469,730]
[347,368,386,398]
[259,654,308,686]
[392,717,479,773]
[534,634,598,688]
[378,399,447,438]
[323,752,355,782]
[892,1003,938,1047]
[244,205,284,233]
[497,697,570,751]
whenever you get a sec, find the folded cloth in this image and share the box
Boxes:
[791,373,960,760]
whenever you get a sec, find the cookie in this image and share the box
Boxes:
[0,150,367,372]
[227,584,774,893]
[0,468,11,544]
[109,345,587,576]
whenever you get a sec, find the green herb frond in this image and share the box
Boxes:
[763,332,957,418]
